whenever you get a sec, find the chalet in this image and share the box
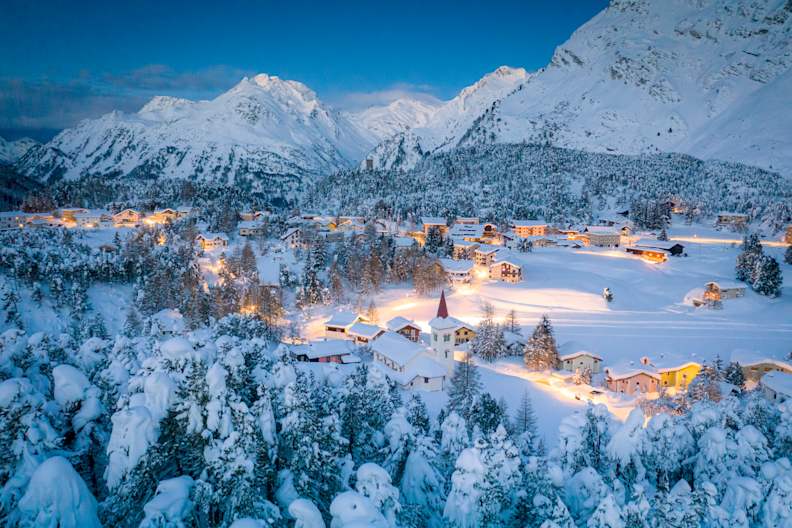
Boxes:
[421,217,448,236]
[560,351,603,375]
[716,212,749,229]
[511,220,547,238]
[371,331,448,391]
[196,233,229,250]
[386,316,422,342]
[346,322,384,345]
[113,208,142,227]
[703,281,746,302]
[474,246,500,266]
[239,211,257,221]
[739,358,792,383]
[290,340,360,364]
[455,217,479,225]
[785,226,792,244]
[453,323,477,345]
[583,226,621,247]
[147,208,179,224]
[451,238,478,260]
[625,246,668,263]
[324,311,361,339]
[489,254,523,283]
[238,220,265,237]
[281,227,302,249]
[760,372,792,403]
[0,211,26,230]
[440,258,474,284]
[605,367,661,395]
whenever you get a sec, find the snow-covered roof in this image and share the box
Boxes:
[455,217,479,224]
[238,220,263,229]
[450,237,479,248]
[347,322,383,339]
[280,227,301,239]
[512,220,547,227]
[371,332,425,366]
[560,350,603,361]
[450,224,484,238]
[291,339,354,360]
[393,236,416,248]
[475,246,500,255]
[717,211,749,217]
[585,226,620,235]
[421,217,446,226]
[429,315,473,332]
[491,250,523,268]
[197,232,228,241]
[0,211,25,218]
[761,371,792,397]
[706,281,746,290]
[605,367,661,381]
[655,361,700,374]
[440,258,474,273]
[325,311,359,328]
[635,242,683,251]
[728,350,792,371]
[387,316,419,332]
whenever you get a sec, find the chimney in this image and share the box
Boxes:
[436,290,449,319]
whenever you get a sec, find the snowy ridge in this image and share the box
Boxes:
[0,136,38,164]
[346,98,440,141]
[366,0,792,175]
[16,74,377,185]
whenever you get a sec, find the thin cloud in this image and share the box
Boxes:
[327,83,446,111]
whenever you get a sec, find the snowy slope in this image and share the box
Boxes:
[346,98,440,141]
[463,0,792,175]
[0,136,38,164]
[365,66,529,169]
[368,0,792,175]
[16,74,377,184]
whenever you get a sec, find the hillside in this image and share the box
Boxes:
[367,0,792,175]
[307,143,792,230]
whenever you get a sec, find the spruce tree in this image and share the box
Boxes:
[470,393,506,436]
[785,245,792,265]
[523,315,559,370]
[736,234,763,282]
[447,352,482,422]
[723,361,745,390]
[752,255,782,297]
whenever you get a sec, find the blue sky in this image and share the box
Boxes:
[0,0,607,140]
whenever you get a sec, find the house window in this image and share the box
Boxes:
[445,351,449,358]
[434,334,438,342]
[444,334,450,342]
[424,377,429,383]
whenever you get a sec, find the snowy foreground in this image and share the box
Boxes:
[1,219,791,527]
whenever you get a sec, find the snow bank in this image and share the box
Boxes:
[289,498,326,528]
[159,336,196,361]
[141,476,195,527]
[329,491,388,528]
[52,364,90,407]
[17,456,100,528]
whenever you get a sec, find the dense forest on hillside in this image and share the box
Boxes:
[305,144,792,231]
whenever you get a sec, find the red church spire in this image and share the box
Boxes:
[436,290,449,319]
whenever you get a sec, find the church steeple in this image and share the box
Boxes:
[436,290,449,319]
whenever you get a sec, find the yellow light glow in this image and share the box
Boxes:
[240,305,258,315]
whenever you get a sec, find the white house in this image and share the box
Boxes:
[346,321,384,345]
[584,226,621,247]
[281,227,302,249]
[196,233,229,250]
[489,252,523,283]
[112,208,142,227]
[560,350,603,375]
[238,220,265,237]
[371,331,448,391]
[761,371,792,403]
[474,246,500,267]
[440,258,474,284]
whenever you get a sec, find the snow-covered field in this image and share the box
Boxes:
[301,224,791,441]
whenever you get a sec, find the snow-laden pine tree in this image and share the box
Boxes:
[447,352,482,422]
[751,254,783,297]
[513,390,542,458]
[524,315,559,371]
[735,234,763,282]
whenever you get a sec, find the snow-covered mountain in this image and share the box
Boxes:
[16,74,377,185]
[369,0,792,175]
[363,66,530,169]
[346,98,440,141]
[0,136,38,164]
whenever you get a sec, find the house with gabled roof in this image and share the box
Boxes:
[371,331,448,391]
[421,217,448,236]
[347,321,384,345]
[511,220,547,238]
[324,311,362,339]
[386,316,421,342]
[489,251,522,283]
[290,339,360,364]
[196,232,228,250]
